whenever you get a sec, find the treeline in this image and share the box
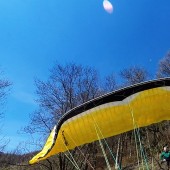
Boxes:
[0,51,170,169]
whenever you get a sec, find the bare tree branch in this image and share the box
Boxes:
[157,51,170,78]
[120,66,149,86]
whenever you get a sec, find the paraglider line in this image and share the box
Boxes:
[136,126,149,170]
[61,138,80,170]
[64,131,95,170]
[128,102,149,170]
[92,116,121,170]
[94,124,112,170]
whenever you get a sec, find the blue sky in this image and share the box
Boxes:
[0,0,170,151]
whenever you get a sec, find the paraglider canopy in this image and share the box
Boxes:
[29,78,170,164]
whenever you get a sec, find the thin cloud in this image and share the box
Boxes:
[13,91,37,106]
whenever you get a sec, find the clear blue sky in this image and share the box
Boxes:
[0,0,170,151]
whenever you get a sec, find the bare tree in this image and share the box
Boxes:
[0,71,11,150]
[157,51,170,78]
[0,70,11,167]
[103,73,117,93]
[25,63,105,169]
[0,71,11,115]
[120,66,149,86]
[35,63,101,120]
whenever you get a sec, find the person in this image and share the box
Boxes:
[160,145,170,169]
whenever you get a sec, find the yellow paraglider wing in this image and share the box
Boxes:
[29,78,170,164]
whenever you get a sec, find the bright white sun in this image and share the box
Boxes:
[103,0,113,14]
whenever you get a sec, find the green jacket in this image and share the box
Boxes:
[160,151,170,160]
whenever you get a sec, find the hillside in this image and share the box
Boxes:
[1,121,170,170]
